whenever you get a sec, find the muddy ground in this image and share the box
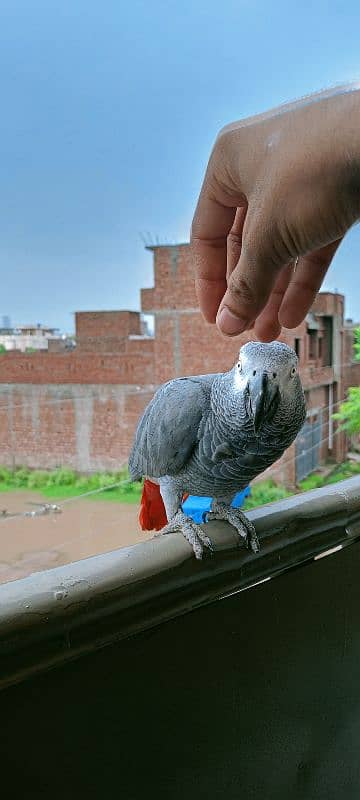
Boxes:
[0,491,149,585]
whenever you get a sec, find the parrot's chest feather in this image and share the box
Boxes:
[178,405,298,495]
[183,412,258,490]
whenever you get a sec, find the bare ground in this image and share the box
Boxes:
[0,491,149,586]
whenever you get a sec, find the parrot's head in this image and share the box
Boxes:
[234,340,304,435]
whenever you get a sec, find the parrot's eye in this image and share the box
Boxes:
[237,360,242,372]
[291,366,297,377]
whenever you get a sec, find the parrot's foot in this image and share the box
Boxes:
[161,510,214,560]
[206,503,260,554]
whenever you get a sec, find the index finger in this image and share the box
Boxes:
[191,191,237,323]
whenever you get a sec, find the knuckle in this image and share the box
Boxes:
[227,271,257,307]
[215,124,236,150]
[210,130,245,199]
[292,274,320,295]
[227,230,242,248]
[302,249,331,270]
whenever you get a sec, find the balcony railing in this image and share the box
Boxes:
[1,477,360,798]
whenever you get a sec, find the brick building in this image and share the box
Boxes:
[0,244,357,485]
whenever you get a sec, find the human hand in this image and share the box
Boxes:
[191,87,360,340]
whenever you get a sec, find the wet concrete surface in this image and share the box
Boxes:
[0,491,148,585]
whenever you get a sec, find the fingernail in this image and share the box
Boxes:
[217,307,248,336]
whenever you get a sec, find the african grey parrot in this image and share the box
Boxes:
[129,341,306,559]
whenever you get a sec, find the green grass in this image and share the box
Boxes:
[41,483,142,503]
[298,460,360,493]
[0,466,142,503]
[242,480,291,510]
[297,473,326,492]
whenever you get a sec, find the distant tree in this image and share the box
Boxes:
[0,344,6,354]
[333,387,360,435]
[354,327,360,362]
[333,327,360,435]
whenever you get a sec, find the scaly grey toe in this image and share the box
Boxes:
[206,503,260,554]
[162,510,214,560]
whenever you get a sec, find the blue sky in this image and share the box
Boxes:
[1,0,360,332]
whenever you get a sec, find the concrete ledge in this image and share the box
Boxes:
[1,476,360,689]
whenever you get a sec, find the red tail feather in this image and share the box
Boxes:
[139,479,168,531]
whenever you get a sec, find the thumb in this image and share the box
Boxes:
[216,214,285,336]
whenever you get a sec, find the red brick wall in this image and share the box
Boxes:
[141,245,197,312]
[259,443,296,489]
[0,385,154,472]
[76,310,142,352]
[0,349,155,385]
[152,313,243,383]
[311,292,344,317]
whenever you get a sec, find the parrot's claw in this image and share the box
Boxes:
[162,510,214,560]
[206,503,260,554]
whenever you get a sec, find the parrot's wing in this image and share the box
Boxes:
[129,375,217,479]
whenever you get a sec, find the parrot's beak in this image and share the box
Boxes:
[249,372,280,434]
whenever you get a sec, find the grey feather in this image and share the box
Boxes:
[128,374,217,480]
